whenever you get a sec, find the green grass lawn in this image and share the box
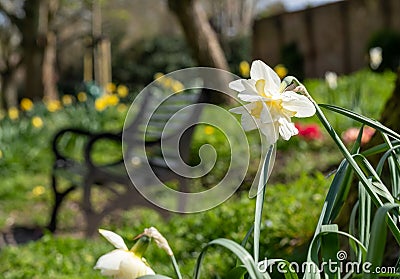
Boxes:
[0,69,396,278]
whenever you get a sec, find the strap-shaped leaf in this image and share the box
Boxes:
[138,275,173,279]
[193,238,264,279]
[364,203,400,279]
[319,104,400,141]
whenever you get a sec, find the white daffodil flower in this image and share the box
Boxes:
[369,47,382,70]
[94,229,155,279]
[325,71,338,89]
[229,60,316,146]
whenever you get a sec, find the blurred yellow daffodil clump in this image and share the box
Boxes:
[95,94,120,111]
[8,107,19,120]
[62,94,74,106]
[45,100,62,112]
[32,185,45,197]
[117,85,129,98]
[106,82,117,94]
[32,116,44,128]
[204,125,215,135]
[239,61,250,78]
[20,98,34,111]
[274,64,288,79]
[77,92,87,102]
[154,72,185,93]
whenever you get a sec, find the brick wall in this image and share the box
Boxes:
[252,0,400,77]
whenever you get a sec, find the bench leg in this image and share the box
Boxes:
[82,175,102,237]
[47,174,76,232]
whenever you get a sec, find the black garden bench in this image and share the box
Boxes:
[47,85,205,236]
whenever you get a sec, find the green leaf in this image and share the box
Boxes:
[361,141,399,157]
[321,225,340,279]
[307,228,367,278]
[138,275,173,279]
[353,154,394,204]
[323,159,353,224]
[241,224,254,247]
[193,238,264,279]
[319,104,400,141]
[312,102,400,245]
[224,266,247,279]
[364,203,400,279]
[349,201,360,261]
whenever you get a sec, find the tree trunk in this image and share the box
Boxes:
[19,0,46,100]
[42,31,59,101]
[42,0,59,101]
[168,0,231,104]
[168,0,229,70]
[1,71,19,109]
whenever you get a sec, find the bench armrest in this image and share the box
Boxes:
[84,132,123,169]
[52,128,97,162]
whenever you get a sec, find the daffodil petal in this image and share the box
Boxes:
[229,79,245,92]
[230,104,259,131]
[278,118,298,140]
[259,122,279,146]
[260,102,274,123]
[250,60,280,92]
[119,255,155,278]
[237,93,266,102]
[229,105,248,115]
[241,79,258,94]
[94,249,129,275]
[98,229,128,250]
[281,92,316,118]
[241,113,258,131]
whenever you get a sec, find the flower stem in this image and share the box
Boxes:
[253,145,274,263]
[170,254,182,279]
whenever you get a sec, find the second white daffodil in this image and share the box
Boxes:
[94,229,155,279]
[229,60,316,146]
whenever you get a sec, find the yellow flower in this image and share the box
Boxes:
[46,100,62,112]
[8,107,19,120]
[162,77,172,88]
[153,72,164,81]
[117,85,129,98]
[95,97,107,111]
[62,94,74,105]
[106,82,117,94]
[239,61,250,78]
[117,104,127,113]
[77,92,87,102]
[32,185,45,197]
[105,94,119,106]
[0,149,3,159]
[20,98,34,111]
[32,116,43,128]
[204,125,215,135]
[171,80,184,93]
[274,64,288,79]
